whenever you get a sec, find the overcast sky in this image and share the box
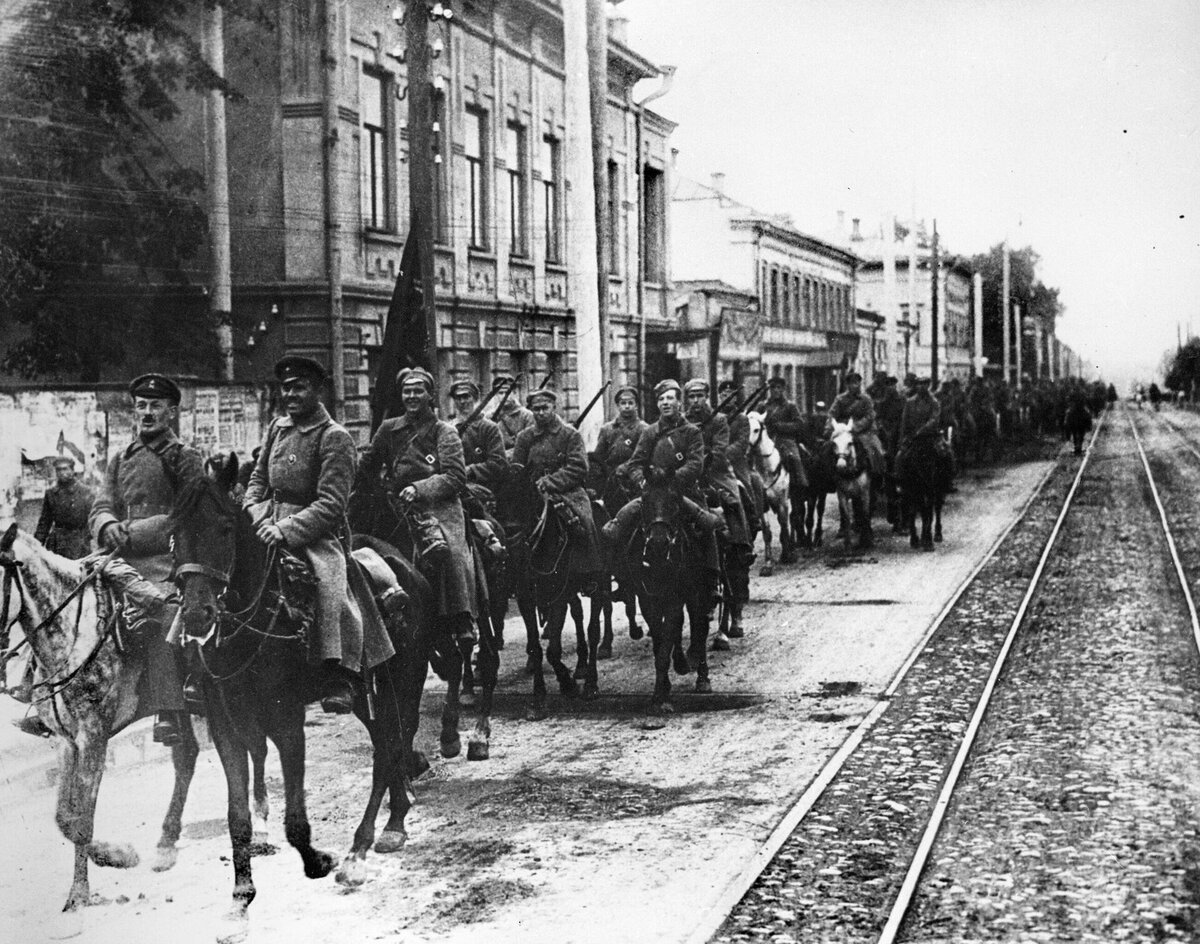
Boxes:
[619,0,1200,390]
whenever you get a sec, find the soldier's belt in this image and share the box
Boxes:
[127,503,171,518]
[272,488,314,506]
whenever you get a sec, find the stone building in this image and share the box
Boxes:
[670,175,860,411]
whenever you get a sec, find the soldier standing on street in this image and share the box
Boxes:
[491,374,535,456]
[90,374,204,746]
[450,380,508,490]
[35,457,94,559]
[243,356,384,713]
[761,377,806,487]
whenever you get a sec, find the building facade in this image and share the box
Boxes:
[197,1,674,441]
[671,175,860,411]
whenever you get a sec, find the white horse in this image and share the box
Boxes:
[0,524,264,911]
[747,412,796,575]
[829,420,873,550]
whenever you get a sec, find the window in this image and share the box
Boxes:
[432,88,448,243]
[642,165,665,281]
[607,159,621,273]
[505,122,527,255]
[781,271,791,325]
[769,268,779,323]
[465,107,488,249]
[792,276,801,328]
[541,135,562,262]
[361,68,388,229]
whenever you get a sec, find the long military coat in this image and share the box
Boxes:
[363,411,477,621]
[829,391,886,475]
[874,388,906,455]
[457,415,507,489]
[899,394,943,445]
[91,429,204,585]
[494,402,535,455]
[512,416,602,574]
[689,405,750,545]
[720,409,755,490]
[761,397,804,465]
[245,404,392,673]
[622,413,704,496]
[591,416,648,489]
[36,480,95,559]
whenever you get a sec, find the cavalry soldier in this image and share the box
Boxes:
[897,376,943,476]
[491,374,535,456]
[244,356,389,714]
[684,378,751,548]
[362,368,479,644]
[873,375,906,462]
[622,379,704,496]
[35,456,94,559]
[827,371,886,478]
[450,379,507,489]
[90,374,204,746]
[716,379,762,537]
[511,387,602,575]
[590,385,648,494]
[761,377,806,486]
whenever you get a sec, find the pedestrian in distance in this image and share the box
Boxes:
[34,456,94,559]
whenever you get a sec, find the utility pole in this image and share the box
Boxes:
[564,0,604,447]
[587,0,610,415]
[1013,302,1023,389]
[321,0,345,417]
[1001,241,1011,385]
[406,1,439,371]
[972,271,983,377]
[202,3,233,381]
[930,220,939,387]
[882,213,899,378]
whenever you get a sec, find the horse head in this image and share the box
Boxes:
[170,476,241,639]
[829,421,865,480]
[639,480,685,572]
[747,412,774,457]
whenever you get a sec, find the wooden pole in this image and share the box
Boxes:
[587,0,610,417]
[1001,241,1011,385]
[406,0,439,372]
[203,3,233,381]
[930,220,939,386]
[322,0,345,417]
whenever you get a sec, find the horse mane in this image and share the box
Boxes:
[170,476,239,529]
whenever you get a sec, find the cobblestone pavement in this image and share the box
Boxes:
[714,408,1200,943]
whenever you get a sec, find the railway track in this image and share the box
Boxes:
[703,406,1200,943]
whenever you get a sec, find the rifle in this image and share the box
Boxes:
[458,383,501,428]
[489,372,525,421]
[573,380,612,430]
[734,384,769,416]
[715,385,745,414]
[538,370,554,391]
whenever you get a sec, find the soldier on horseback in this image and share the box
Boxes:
[684,379,752,552]
[89,374,204,746]
[243,356,386,714]
[897,376,943,466]
[591,385,648,495]
[623,379,705,496]
[761,376,806,486]
[451,379,508,490]
[826,371,886,480]
[491,374,535,457]
[716,378,762,539]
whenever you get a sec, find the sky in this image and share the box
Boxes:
[618,0,1200,391]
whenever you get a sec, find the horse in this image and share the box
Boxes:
[170,473,429,921]
[0,524,208,911]
[796,432,833,549]
[1063,399,1093,456]
[495,463,603,719]
[612,480,713,721]
[897,436,951,550]
[596,474,645,652]
[746,412,796,574]
[827,421,873,551]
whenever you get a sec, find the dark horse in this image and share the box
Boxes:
[1063,398,1093,456]
[898,437,952,550]
[170,474,429,923]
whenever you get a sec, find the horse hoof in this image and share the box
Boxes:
[759,565,774,577]
[467,739,490,761]
[460,689,477,708]
[922,542,935,553]
[726,622,745,639]
[629,623,644,640]
[495,635,505,651]
[440,735,462,759]
[374,829,408,854]
[305,849,336,880]
[572,664,587,681]
[672,650,693,676]
[582,681,599,701]
[597,643,613,660]
[87,842,139,869]
[525,704,548,722]
[935,532,943,543]
[559,678,579,698]
[641,714,667,730]
[710,632,731,652]
[335,856,367,888]
[408,750,431,780]
[151,844,178,873]
[524,655,540,675]
[695,677,712,694]
[910,536,920,548]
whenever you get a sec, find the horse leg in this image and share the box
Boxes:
[152,717,200,872]
[206,718,257,920]
[779,500,797,564]
[624,588,643,641]
[934,495,945,543]
[921,497,935,550]
[439,632,464,759]
[597,589,614,659]
[250,736,270,847]
[544,601,577,698]
[688,594,712,694]
[759,514,775,577]
[459,636,477,708]
[526,602,549,721]
[270,724,337,883]
[857,488,874,550]
[570,595,588,681]
[908,490,920,548]
[468,621,499,760]
[519,591,540,675]
[645,609,674,725]
[583,593,602,700]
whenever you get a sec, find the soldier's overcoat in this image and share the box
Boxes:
[591,416,648,488]
[494,402,535,455]
[622,413,704,495]
[36,480,95,559]
[829,391,886,475]
[457,415,507,489]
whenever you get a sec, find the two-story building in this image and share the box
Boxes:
[670,174,860,411]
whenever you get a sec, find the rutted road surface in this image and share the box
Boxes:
[2,454,1053,944]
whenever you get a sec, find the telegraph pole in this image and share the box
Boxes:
[930,220,939,387]
[406,1,439,371]
[202,3,233,381]
[972,271,983,377]
[321,0,345,416]
[587,0,610,412]
[1001,241,1011,385]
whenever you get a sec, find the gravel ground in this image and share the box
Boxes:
[710,426,1137,943]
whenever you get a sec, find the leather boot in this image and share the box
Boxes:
[320,664,356,714]
[153,711,185,747]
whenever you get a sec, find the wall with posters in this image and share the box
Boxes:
[0,383,272,531]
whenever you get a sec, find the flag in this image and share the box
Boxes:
[370,225,427,433]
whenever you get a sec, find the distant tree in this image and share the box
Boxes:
[0,0,264,382]
[1164,338,1200,397]
[966,244,1063,377]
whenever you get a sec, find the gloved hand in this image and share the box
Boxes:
[99,521,130,551]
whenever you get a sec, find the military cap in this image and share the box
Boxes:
[717,379,739,393]
[491,374,517,390]
[527,387,557,407]
[683,378,710,395]
[129,373,181,404]
[614,385,640,404]
[274,355,326,385]
[52,455,76,469]
[397,367,435,391]
[845,371,863,383]
[885,376,899,386]
[653,379,682,398]
[448,379,481,399]
[766,376,787,388]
